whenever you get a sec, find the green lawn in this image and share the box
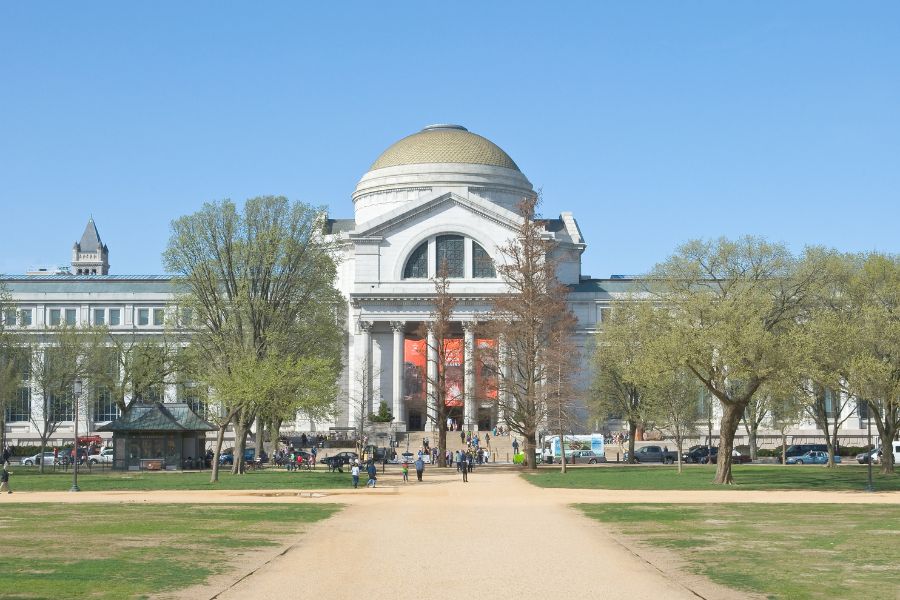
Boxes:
[577,503,900,600]
[10,467,356,492]
[2,502,340,599]
[523,464,900,491]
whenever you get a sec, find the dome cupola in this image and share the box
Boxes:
[353,124,533,224]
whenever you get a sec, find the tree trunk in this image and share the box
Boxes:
[781,432,787,465]
[255,416,265,458]
[626,420,637,464]
[438,422,447,467]
[826,419,840,468]
[714,402,744,484]
[675,434,683,474]
[879,427,896,475]
[748,427,758,461]
[232,410,253,475]
[209,424,227,483]
[559,434,567,473]
[524,431,538,470]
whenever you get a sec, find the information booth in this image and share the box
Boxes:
[97,402,215,470]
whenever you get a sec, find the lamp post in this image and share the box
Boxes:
[70,379,82,492]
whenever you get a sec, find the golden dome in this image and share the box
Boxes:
[369,125,520,172]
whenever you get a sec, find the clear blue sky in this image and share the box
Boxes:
[2,3,898,278]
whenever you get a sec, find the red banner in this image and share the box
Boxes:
[403,338,426,405]
[443,339,464,407]
[475,338,498,400]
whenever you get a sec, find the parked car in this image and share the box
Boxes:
[683,445,710,464]
[318,451,358,466]
[787,450,841,465]
[625,445,680,464]
[569,449,606,464]
[783,444,829,461]
[856,448,882,464]
[88,447,114,465]
[22,452,58,466]
[684,446,752,464]
[219,448,256,465]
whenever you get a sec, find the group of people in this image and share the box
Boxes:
[459,430,491,450]
[273,447,317,470]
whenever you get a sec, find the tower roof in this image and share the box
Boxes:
[78,218,103,252]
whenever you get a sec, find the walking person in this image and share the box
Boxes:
[366,461,377,487]
[461,457,468,482]
[350,461,360,489]
[512,437,520,455]
[414,456,425,482]
[401,461,409,483]
[455,450,463,472]
[1,464,12,494]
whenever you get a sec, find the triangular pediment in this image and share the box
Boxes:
[350,191,522,238]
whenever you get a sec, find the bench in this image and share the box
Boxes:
[140,459,164,471]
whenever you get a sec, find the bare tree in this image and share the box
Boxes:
[28,326,103,473]
[489,197,576,469]
[418,264,459,467]
[164,197,344,481]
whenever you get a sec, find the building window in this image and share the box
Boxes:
[824,388,839,418]
[5,351,31,422]
[153,308,164,326]
[436,235,464,278]
[857,399,869,419]
[49,309,61,326]
[65,308,77,326]
[472,242,496,278]
[93,309,105,326]
[403,242,429,279]
[20,309,32,326]
[109,308,120,326]
[138,308,149,326]
[49,392,75,421]
[93,387,119,422]
[179,381,205,416]
[3,310,15,326]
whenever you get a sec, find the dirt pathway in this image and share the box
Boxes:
[175,470,762,600]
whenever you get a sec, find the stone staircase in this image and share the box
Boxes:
[403,430,519,463]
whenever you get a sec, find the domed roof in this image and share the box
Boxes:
[369,124,520,172]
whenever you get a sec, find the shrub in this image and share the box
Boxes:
[368,401,394,423]
[9,445,48,457]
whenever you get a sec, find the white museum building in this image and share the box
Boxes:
[0,124,875,447]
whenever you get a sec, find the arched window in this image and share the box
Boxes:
[403,241,429,279]
[472,242,496,278]
[436,235,464,278]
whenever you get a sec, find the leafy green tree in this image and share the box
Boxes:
[645,237,825,484]
[848,253,900,474]
[592,302,653,464]
[789,250,860,467]
[164,197,343,480]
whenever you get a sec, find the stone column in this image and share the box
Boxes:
[357,320,373,429]
[391,321,406,427]
[426,323,437,431]
[463,321,477,430]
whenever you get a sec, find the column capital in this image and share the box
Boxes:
[390,321,406,333]
[462,320,478,334]
[358,320,373,334]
